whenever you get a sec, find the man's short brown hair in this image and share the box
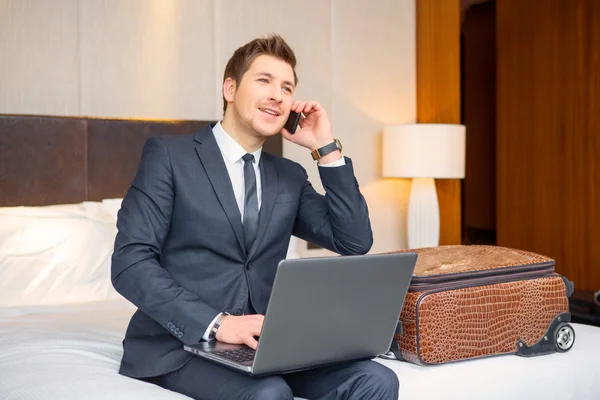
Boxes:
[222,34,298,114]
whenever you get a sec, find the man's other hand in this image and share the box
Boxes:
[215,314,264,350]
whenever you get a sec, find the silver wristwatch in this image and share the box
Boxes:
[208,312,229,341]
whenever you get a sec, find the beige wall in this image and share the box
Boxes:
[0,0,416,256]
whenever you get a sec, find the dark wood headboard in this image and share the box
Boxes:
[0,114,282,206]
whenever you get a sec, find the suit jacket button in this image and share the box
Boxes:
[233,309,242,316]
[167,322,173,328]
[246,264,251,270]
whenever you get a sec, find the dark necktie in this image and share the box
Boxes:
[242,153,258,252]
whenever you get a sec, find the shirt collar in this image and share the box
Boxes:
[212,121,262,165]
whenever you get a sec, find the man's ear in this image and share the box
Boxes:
[223,77,236,103]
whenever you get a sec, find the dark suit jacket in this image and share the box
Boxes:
[111,124,373,378]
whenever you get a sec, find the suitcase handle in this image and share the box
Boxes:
[378,322,403,361]
[561,276,574,297]
[379,339,403,361]
[395,321,403,335]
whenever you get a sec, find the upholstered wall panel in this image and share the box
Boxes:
[0,116,217,206]
[0,115,87,206]
[86,119,208,200]
[0,0,79,115]
[79,0,216,119]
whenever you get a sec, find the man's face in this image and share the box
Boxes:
[226,54,295,138]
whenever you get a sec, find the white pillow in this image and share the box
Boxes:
[286,236,300,259]
[0,196,300,308]
[0,202,121,307]
[101,198,123,224]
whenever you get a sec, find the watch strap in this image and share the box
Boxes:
[208,312,229,341]
[311,139,342,161]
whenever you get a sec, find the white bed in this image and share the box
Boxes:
[1,201,600,399]
[1,298,599,399]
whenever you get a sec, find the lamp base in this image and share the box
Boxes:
[407,177,440,249]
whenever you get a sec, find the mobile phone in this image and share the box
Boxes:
[283,111,301,134]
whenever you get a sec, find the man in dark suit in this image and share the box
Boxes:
[111,34,399,400]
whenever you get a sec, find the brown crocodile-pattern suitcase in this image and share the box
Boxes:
[384,245,575,365]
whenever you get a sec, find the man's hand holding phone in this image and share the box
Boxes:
[215,314,264,350]
[281,101,340,163]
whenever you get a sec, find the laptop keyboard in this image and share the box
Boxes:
[214,347,256,363]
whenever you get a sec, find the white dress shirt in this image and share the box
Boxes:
[202,121,345,340]
[212,121,263,221]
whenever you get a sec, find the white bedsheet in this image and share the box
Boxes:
[1,299,599,399]
[0,300,189,400]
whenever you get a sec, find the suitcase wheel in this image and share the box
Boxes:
[553,322,575,352]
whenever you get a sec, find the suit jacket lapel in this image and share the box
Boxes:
[194,126,246,254]
[248,154,278,260]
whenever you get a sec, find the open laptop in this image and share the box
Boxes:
[183,252,417,376]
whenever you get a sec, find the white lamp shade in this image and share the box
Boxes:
[382,123,466,178]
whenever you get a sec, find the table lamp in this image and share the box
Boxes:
[382,123,466,248]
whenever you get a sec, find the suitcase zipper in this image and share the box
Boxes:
[408,263,555,292]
